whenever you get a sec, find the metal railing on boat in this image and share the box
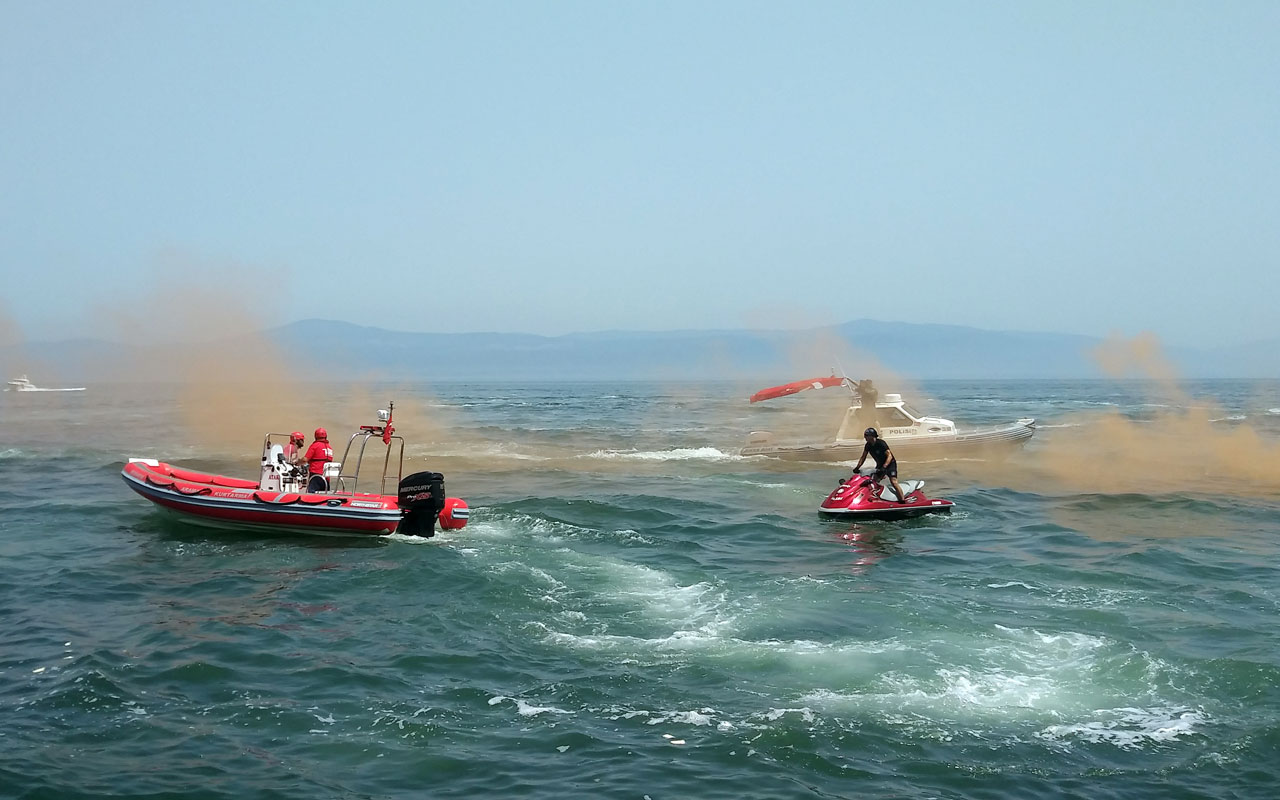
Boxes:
[334,430,404,496]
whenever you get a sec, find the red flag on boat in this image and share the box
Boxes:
[749,375,846,403]
[383,407,394,445]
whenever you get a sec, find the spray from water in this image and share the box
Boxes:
[962,332,1280,498]
[83,254,329,455]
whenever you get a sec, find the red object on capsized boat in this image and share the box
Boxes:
[749,375,846,403]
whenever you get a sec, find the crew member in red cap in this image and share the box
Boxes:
[282,431,306,468]
[304,427,333,493]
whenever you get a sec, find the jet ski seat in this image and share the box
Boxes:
[872,479,924,498]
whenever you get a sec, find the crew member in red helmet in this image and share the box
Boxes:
[304,427,333,492]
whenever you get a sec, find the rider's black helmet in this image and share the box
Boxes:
[864,427,878,438]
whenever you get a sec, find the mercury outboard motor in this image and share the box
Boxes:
[399,471,447,537]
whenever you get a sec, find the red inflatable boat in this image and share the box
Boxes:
[818,470,954,521]
[122,404,468,537]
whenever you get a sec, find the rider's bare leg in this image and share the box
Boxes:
[889,476,908,503]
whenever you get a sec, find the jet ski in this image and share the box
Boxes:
[818,468,954,520]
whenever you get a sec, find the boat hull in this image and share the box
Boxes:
[122,460,407,536]
[744,420,1035,461]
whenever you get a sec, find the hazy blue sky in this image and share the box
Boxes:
[3,1,1277,347]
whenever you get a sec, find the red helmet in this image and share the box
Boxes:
[314,427,327,440]
[290,431,304,444]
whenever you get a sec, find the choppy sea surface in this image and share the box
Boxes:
[2,379,1279,799]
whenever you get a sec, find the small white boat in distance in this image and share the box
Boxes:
[4,374,87,392]
[741,376,1034,461]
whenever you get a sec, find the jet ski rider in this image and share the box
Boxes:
[853,427,908,503]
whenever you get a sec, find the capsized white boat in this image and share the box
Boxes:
[740,376,1035,461]
[4,374,86,392]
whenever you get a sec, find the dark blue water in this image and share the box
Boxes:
[3,380,1278,798]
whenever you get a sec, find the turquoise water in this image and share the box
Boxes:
[2,380,1279,799]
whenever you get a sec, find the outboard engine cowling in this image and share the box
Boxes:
[398,471,446,537]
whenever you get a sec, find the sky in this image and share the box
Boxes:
[2,1,1278,348]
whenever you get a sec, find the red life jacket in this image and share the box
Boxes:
[304,440,333,475]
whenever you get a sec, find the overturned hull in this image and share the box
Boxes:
[743,419,1035,462]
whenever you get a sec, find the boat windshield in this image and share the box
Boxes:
[901,402,924,419]
[877,406,915,427]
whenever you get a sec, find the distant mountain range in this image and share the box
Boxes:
[3,319,1278,382]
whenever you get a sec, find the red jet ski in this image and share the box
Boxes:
[818,469,954,520]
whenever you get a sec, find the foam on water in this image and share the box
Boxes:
[539,626,913,679]
[538,628,730,658]
[486,513,599,541]
[488,696,573,717]
[869,666,1065,716]
[458,512,745,638]
[1037,706,1206,748]
[779,622,1210,751]
[555,565,734,634]
[483,512,659,548]
[645,708,719,726]
[983,579,1145,609]
[385,531,449,545]
[593,703,825,738]
[450,510,1202,755]
[584,447,743,462]
[454,517,534,543]
[970,398,1058,406]
[512,608,1201,752]
[409,442,551,461]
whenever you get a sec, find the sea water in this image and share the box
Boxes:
[2,380,1278,798]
